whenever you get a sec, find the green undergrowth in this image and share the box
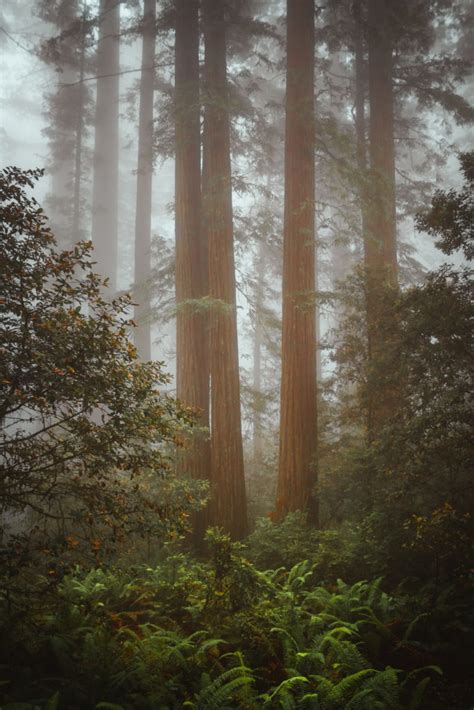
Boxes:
[1,529,472,709]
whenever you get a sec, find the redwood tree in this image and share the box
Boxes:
[203,0,247,539]
[134,0,156,359]
[252,238,265,477]
[72,2,88,245]
[91,0,120,293]
[174,0,210,530]
[365,0,399,435]
[38,0,84,247]
[276,0,318,524]
[353,0,369,250]
[367,0,397,279]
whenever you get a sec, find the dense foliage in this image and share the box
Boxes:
[1,530,473,709]
[416,152,473,260]
[0,167,207,572]
[322,154,473,575]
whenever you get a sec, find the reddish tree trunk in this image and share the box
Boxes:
[46,0,79,247]
[353,0,369,244]
[367,0,397,278]
[252,238,265,473]
[91,0,120,293]
[72,4,87,246]
[203,0,247,539]
[276,0,318,525]
[134,0,156,360]
[175,0,210,538]
[366,0,399,435]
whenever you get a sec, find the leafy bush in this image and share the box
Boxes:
[0,167,207,577]
[245,514,384,584]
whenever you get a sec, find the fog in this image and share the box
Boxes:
[1,1,473,706]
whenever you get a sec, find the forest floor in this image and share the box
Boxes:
[1,526,473,709]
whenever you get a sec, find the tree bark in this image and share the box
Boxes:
[134,0,156,360]
[72,3,87,245]
[366,0,399,435]
[276,0,318,524]
[367,0,397,278]
[91,0,120,294]
[47,0,79,248]
[353,0,370,256]
[175,0,210,539]
[252,238,265,472]
[203,0,247,539]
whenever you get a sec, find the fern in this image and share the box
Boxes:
[189,653,255,709]
[285,560,314,593]
[403,613,430,642]
[364,667,400,708]
[326,669,379,706]
[318,634,369,674]
[270,625,301,666]
[300,692,322,709]
[194,638,228,662]
[1,551,465,709]
[261,675,310,708]
[344,687,377,710]
[408,676,431,710]
[403,665,443,710]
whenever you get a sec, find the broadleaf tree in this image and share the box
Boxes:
[0,167,206,568]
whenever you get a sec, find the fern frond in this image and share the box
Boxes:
[262,675,310,708]
[195,638,227,662]
[194,664,255,709]
[403,613,430,642]
[326,669,378,706]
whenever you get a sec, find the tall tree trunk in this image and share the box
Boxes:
[134,0,156,360]
[353,0,368,221]
[276,0,318,524]
[315,252,322,384]
[203,0,247,539]
[252,238,265,473]
[48,0,79,247]
[72,2,87,245]
[367,0,397,279]
[366,0,398,435]
[353,0,373,440]
[175,0,210,539]
[91,0,120,293]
